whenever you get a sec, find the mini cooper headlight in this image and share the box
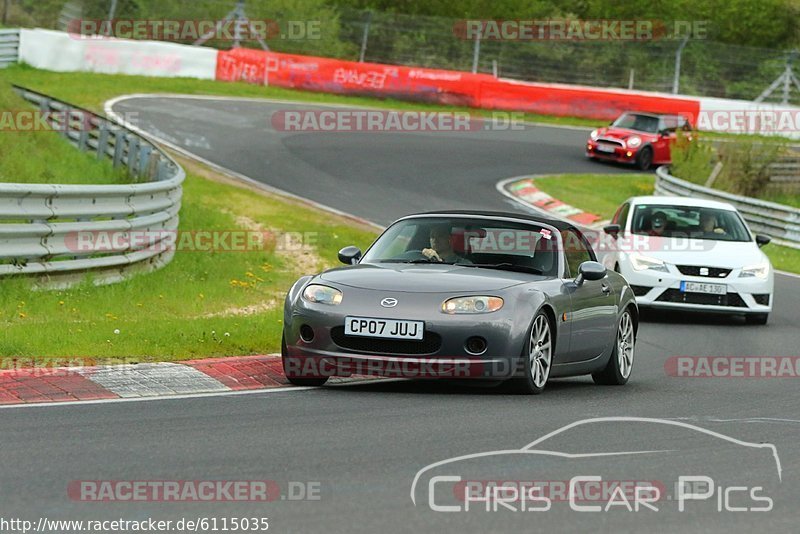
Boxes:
[442,296,504,314]
[629,253,669,272]
[626,136,642,148]
[302,284,343,305]
[590,129,599,139]
[739,262,769,280]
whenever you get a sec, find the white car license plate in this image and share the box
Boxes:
[344,316,424,340]
[680,281,727,295]
[596,143,616,153]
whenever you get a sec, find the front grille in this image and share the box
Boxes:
[330,327,442,355]
[676,265,731,278]
[596,137,624,147]
[629,285,652,297]
[753,294,771,306]
[656,289,747,308]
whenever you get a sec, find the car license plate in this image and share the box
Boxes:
[344,316,424,340]
[596,143,616,153]
[680,281,727,295]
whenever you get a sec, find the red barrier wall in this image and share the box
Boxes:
[216,48,700,121]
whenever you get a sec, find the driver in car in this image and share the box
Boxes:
[422,225,472,263]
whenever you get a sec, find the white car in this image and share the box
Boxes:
[597,196,774,324]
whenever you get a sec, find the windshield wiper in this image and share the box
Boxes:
[380,259,457,265]
[466,263,544,275]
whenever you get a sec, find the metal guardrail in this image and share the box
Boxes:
[1,86,184,286]
[0,29,20,69]
[655,166,800,249]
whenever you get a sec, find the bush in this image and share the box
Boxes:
[669,134,715,185]
[715,138,786,197]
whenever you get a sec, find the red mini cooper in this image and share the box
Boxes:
[586,112,692,170]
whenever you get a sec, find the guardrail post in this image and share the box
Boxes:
[113,131,126,168]
[96,124,110,160]
[139,144,153,180]
[127,136,140,175]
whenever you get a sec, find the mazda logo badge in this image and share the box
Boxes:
[380,298,398,308]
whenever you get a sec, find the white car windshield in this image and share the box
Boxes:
[630,205,751,242]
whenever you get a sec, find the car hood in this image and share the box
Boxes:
[627,237,766,268]
[598,127,654,141]
[319,263,531,292]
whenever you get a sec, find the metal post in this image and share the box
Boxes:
[492,59,498,78]
[628,69,635,90]
[672,37,689,94]
[233,0,245,48]
[358,11,372,63]
[471,31,481,74]
[108,0,118,20]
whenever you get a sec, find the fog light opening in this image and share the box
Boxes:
[465,336,487,355]
[299,324,315,343]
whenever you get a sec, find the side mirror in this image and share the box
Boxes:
[603,224,621,237]
[338,246,362,265]
[576,261,607,285]
[755,235,771,247]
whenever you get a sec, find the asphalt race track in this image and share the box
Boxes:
[2,96,799,533]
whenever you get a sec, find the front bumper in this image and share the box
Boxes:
[283,301,524,380]
[620,262,773,314]
[586,140,638,164]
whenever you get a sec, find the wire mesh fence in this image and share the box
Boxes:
[2,0,798,103]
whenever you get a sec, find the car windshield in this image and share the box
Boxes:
[630,205,751,242]
[612,113,660,133]
[361,217,561,276]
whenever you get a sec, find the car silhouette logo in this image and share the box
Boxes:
[700,267,709,276]
[381,298,398,308]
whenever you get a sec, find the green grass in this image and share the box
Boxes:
[532,172,800,274]
[0,166,378,361]
[534,173,654,219]
[0,79,131,184]
[0,65,380,362]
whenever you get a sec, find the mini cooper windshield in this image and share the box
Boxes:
[361,217,560,276]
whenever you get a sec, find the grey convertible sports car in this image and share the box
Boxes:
[282,211,638,394]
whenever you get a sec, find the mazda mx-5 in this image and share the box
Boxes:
[282,211,638,394]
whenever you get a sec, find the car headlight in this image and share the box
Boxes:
[626,136,642,148]
[442,296,504,314]
[629,253,669,272]
[589,129,600,140]
[302,284,343,305]
[739,262,769,279]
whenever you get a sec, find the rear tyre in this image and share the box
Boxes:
[282,334,329,387]
[636,147,653,170]
[745,313,769,325]
[510,311,553,395]
[593,309,635,385]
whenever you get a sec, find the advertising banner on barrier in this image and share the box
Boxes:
[216,47,487,107]
[19,29,217,79]
[215,48,701,121]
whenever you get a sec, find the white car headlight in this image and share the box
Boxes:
[590,129,599,139]
[739,262,770,279]
[629,253,669,272]
[442,296,504,314]
[302,284,343,305]
[626,136,642,148]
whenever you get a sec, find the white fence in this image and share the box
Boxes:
[0,29,20,68]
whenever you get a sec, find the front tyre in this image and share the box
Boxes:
[510,311,553,395]
[282,333,329,387]
[635,146,653,170]
[593,309,635,385]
